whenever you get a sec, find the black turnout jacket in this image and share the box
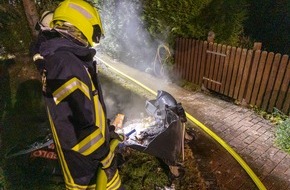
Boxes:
[38,37,114,188]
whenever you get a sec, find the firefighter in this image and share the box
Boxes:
[33,0,123,189]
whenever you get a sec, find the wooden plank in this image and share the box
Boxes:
[182,38,188,80]
[267,55,288,112]
[234,48,247,99]
[180,38,186,79]
[216,45,227,92]
[245,50,261,104]
[174,38,180,75]
[224,47,236,96]
[193,40,199,84]
[220,46,232,94]
[211,44,222,90]
[175,38,182,77]
[189,39,196,83]
[195,40,202,84]
[190,40,198,83]
[203,42,213,88]
[199,41,208,85]
[238,50,253,101]
[183,38,190,79]
[282,86,290,115]
[276,59,290,110]
[178,38,183,77]
[229,47,242,98]
[250,51,268,105]
[255,52,274,107]
[208,43,218,89]
[261,54,281,110]
[185,38,192,81]
[206,50,226,57]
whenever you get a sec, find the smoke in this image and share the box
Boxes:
[98,0,164,73]
[96,0,172,120]
[99,73,148,121]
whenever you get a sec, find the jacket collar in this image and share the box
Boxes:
[39,37,96,60]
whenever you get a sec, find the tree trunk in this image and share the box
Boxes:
[22,0,39,38]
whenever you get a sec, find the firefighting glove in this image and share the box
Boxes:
[108,124,124,142]
[32,53,46,72]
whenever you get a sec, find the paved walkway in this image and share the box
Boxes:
[97,53,290,190]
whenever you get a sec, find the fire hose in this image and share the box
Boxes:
[96,56,267,190]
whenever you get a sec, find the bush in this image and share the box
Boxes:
[0,3,31,54]
[142,0,248,46]
[275,118,290,154]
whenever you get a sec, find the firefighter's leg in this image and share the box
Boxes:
[96,138,123,190]
[95,166,124,190]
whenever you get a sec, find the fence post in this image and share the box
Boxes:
[253,42,262,50]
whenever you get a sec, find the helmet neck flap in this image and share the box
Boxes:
[54,21,89,47]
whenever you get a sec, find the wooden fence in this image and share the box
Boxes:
[174,38,290,115]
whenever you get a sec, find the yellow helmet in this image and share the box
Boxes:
[51,0,104,46]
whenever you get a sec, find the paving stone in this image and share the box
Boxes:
[256,126,268,134]
[256,136,275,147]
[248,156,267,175]
[233,115,244,122]
[212,122,224,128]
[243,135,257,145]
[221,133,236,142]
[229,138,248,150]
[240,144,257,156]
[261,159,278,175]
[251,144,270,158]
[223,113,239,121]
[281,155,290,166]
[262,176,276,189]
[240,110,254,117]
[236,132,249,141]
[217,124,230,133]
[274,151,288,163]
[249,130,262,139]
[218,110,235,118]
[258,122,273,130]
[239,124,251,132]
[212,126,225,134]
[264,137,275,146]
[265,147,282,160]
[250,117,263,124]
[223,118,240,126]
[284,165,290,176]
[272,162,289,174]
[264,175,289,190]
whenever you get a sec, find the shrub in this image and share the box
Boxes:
[275,118,290,154]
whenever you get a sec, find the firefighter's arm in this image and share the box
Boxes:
[56,80,110,159]
[46,53,111,158]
